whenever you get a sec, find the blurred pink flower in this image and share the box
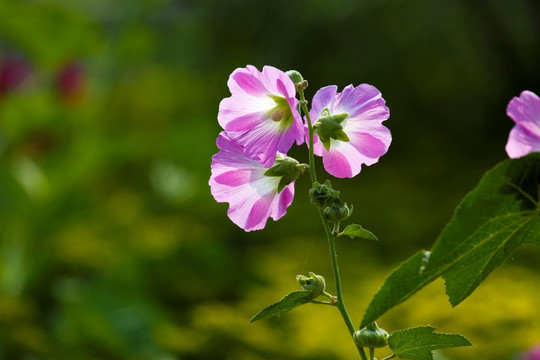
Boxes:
[505,90,540,158]
[521,344,540,360]
[309,84,391,178]
[210,132,296,231]
[218,65,304,167]
[57,61,87,104]
[0,54,31,95]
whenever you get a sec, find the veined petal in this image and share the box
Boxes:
[228,119,284,167]
[506,90,540,158]
[218,65,304,167]
[506,125,540,159]
[209,132,296,231]
[310,83,391,178]
[310,85,338,121]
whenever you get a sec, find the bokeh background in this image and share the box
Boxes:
[1,0,540,359]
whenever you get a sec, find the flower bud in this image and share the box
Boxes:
[353,322,389,348]
[285,70,303,84]
[296,272,326,299]
[309,180,340,208]
[264,155,306,192]
[324,203,353,223]
[285,70,308,91]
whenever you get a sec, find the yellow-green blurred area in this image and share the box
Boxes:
[0,0,539,359]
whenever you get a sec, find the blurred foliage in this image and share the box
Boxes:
[0,0,539,359]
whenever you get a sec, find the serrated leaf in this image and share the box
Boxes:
[249,290,312,323]
[388,326,471,360]
[361,153,540,327]
[338,224,378,241]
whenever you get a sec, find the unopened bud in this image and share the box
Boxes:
[353,322,389,348]
[296,272,326,299]
[324,203,353,223]
[309,180,340,208]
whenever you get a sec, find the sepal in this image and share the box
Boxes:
[313,109,349,151]
[264,155,306,192]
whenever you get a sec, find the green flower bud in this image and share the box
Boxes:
[313,108,349,151]
[264,155,307,192]
[285,70,308,91]
[309,180,340,208]
[324,203,353,223]
[285,70,303,84]
[353,322,389,348]
[296,272,326,299]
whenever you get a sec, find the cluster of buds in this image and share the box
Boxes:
[309,180,353,223]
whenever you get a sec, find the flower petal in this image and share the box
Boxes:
[209,132,295,231]
[505,90,540,158]
[218,65,304,166]
[309,83,391,178]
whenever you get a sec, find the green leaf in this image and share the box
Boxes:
[388,326,472,360]
[249,290,312,323]
[338,224,378,241]
[361,153,540,327]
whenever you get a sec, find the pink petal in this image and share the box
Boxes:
[218,65,304,166]
[309,83,391,178]
[213,169,253,187]
[244,194,274,231]
[310,85,338,120]
[506,126,540,159]
[209,132,296,231]
[322,144,354,178]
[334,84,385,119]
[505,91,540,158]
[270,183,295,220]
[231,68,267,95]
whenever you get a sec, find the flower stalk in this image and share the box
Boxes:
[299,85,369,360]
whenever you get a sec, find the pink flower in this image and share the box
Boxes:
[210,132,298,231]
[521,344,540,360]
[505,90,540,159]
[309,84,391,178]
[218,65,304,167]
[0,54,32,95]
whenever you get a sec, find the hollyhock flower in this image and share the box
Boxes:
[308,84,391,178]
[210,132,304,231]
[505,90,540,158]
[218,65,304,167]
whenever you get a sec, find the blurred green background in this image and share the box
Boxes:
[1,0,539,359]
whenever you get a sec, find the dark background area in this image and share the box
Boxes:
[1,0,539,359]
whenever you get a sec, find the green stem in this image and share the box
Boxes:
[319,210,367,360]
[310,299,336,306]
[299,87,368,360]
[299,89,317,184]
[369,347,375,360]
